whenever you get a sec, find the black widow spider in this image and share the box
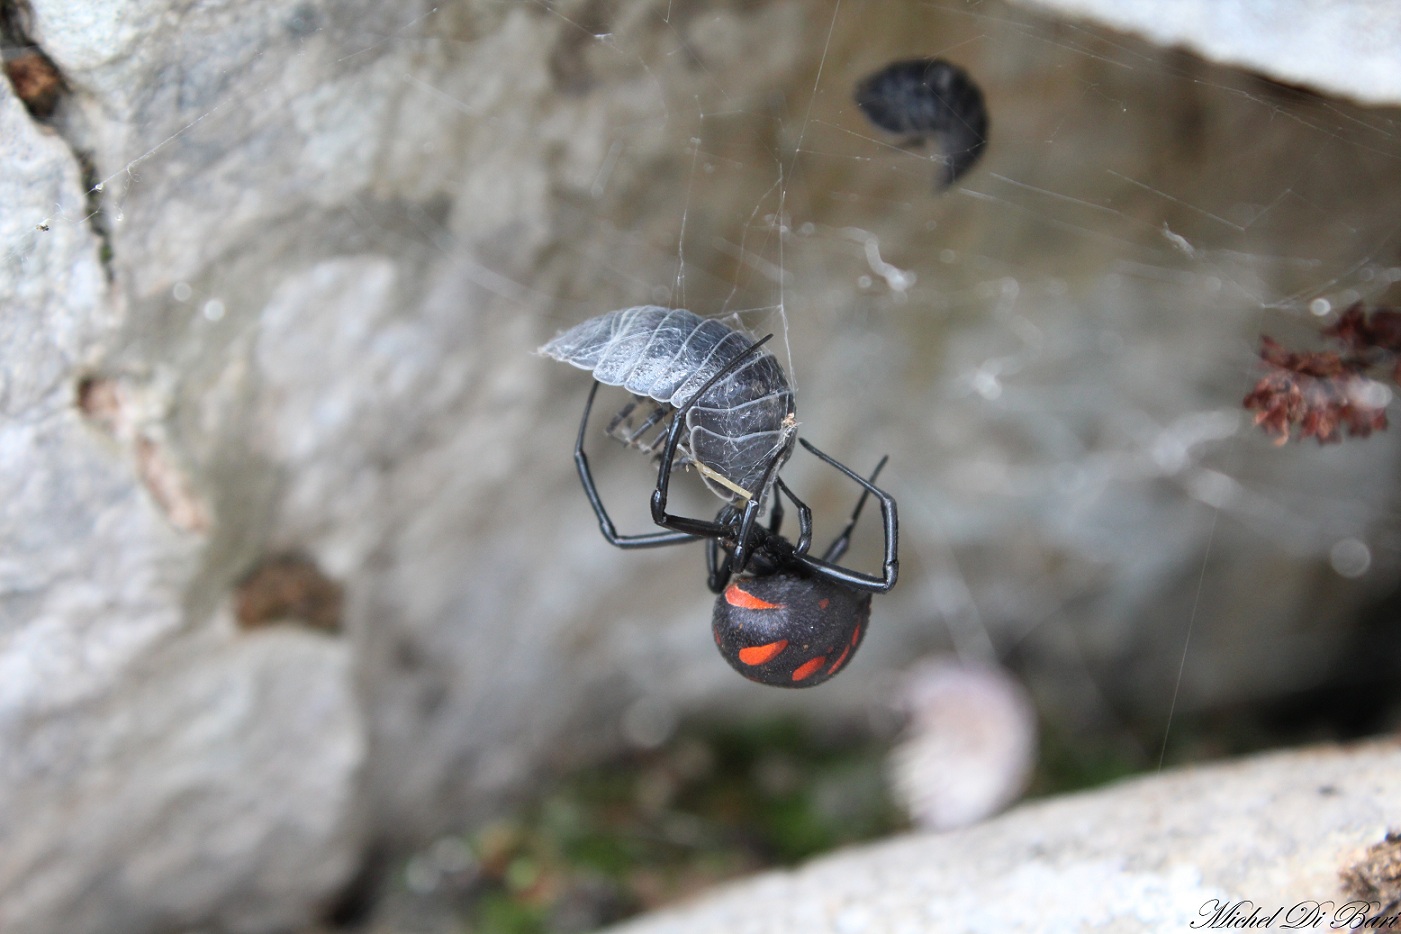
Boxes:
[566,328,899,688]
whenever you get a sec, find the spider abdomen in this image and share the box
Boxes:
[540,306,797,504]
[712,574,871,688]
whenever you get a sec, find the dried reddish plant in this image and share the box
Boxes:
[1244,302,1397,445]
[1323,303,1401,377]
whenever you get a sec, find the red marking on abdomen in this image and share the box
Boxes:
[818,597,830,610]
[738,640,787,665]
[791,656,827,681]
[827,643,853,674]
[725,583,782,610]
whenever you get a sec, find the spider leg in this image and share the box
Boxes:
[723,421,796,573]
[767,482,784,534]
[738,500,770,571]
[620,403,671,447]
[789,438,898,593]
[648,336,777,560]
[821,454,888,564]
[605,398,639,437]
[706,535,726,592]
[705,506,741,593]
[773,476,813,556]
[575,380,699,549]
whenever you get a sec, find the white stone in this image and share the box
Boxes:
[1013,0,1401,106]
[4,0,1401,930]
[604,742,1401,934]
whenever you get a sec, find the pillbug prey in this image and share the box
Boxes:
[541,306,797,506]
[540,306,898,688]
[855,57,989,189]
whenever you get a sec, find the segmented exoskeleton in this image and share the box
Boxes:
[539,306,797,506]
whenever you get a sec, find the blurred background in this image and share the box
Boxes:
[4,0,1401,931]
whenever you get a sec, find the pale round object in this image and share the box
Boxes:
[888,658,1038,831]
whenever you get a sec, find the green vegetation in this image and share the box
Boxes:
[378,706,1325,932]
[400,718,905,934]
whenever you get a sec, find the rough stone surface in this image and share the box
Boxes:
[1014,0,1401,107]
[3,0,1401,931]
[603,740,1401,934]
[1,631,363,934]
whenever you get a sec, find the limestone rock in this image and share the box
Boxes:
[1012,0,1401,106]
[3,0,1401,930]
[604,740,1401,934]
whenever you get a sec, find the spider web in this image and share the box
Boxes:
[503,0,1401,764]
[40,0,1401,798]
